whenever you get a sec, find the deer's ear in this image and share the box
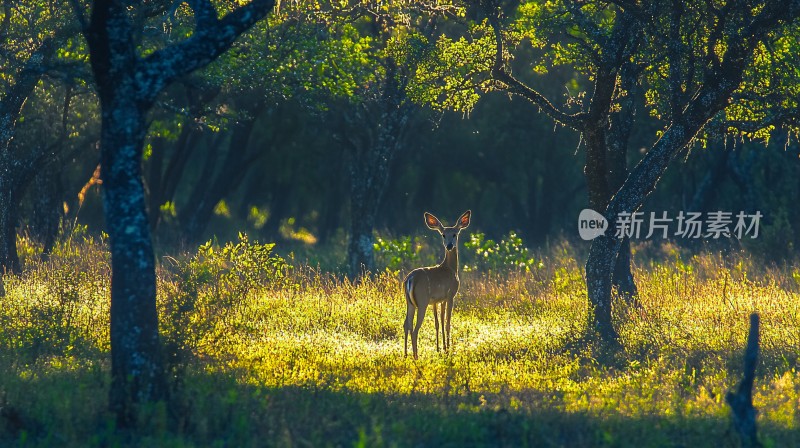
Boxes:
[424,212,442,230]
[458,210,471,228]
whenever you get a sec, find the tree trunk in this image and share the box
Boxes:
[0,181,20,275]
[30,163,63,258]
[585,234,621,342]
[317,189,342,245]
[100,100,166,425]
[347,145,385,275]
[150,84,223,233]
[583,127,611,213]
[152,119,203,231]
[340,51,412,277]
[82,0,274,426]
[347,107,408,277]
[0,155,43,275]
[589,75,749,342]
[582,67,623,341]
[316,146,346,245]
[0,161,23,279]
[0,38,55,274]
[347,190,378,276]
[612,237,637,301]
[607,67,639,303]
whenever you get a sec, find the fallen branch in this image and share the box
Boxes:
[726,313,761,448]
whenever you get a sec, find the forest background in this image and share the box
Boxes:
[3,0,798,273]
[1,0,800,445]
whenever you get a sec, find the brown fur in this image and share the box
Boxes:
[403,210,471,359]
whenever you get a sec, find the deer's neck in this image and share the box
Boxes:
[440,248,459,275]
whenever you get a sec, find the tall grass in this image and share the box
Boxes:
[1,232,798,447]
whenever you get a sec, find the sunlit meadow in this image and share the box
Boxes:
[1,229,798,447]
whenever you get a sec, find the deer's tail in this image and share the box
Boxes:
[404,272,418,309]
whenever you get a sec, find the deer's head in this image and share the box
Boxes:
[425,210,471,252]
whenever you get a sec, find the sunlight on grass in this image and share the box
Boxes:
[1,235,798,446]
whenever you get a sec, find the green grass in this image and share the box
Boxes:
[1,235,799,447]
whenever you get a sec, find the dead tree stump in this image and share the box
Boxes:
[726,313,761,448]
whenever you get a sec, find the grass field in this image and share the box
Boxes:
[1,233,799,447]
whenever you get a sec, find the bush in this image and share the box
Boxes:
[373,235,422,273]
[159,233,291,383]
[0,232,110,364]
[462,231,542,273]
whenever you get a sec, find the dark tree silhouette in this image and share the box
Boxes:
[485,0,800,343]
[727,313,761,448]
[75,0,274,425]
[0,34,72,275]
[342,76,415,276]
[588,0,800,342]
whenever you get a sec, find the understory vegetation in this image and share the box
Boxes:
[1,231,799,447]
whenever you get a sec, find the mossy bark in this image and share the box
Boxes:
[83,0,275,426]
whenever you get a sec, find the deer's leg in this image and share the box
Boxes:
[445,298,454,352]
[411,304,427,360]
[439,302,447,352]
[404,300,415,358]
[433,304,440,352]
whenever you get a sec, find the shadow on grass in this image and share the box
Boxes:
[2,363,799,448]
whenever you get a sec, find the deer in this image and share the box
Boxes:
[403,210,471,359]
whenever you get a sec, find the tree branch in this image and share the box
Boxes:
[138,0,275,105]
[605,0,800,220]
[188,0,219,29]
[667,0,685,120]
[606,0,641,15]
[1,0,12,38]
[0,35,59,147]
[564,0,607,49]
[68,0,89,32]
[746,0,800,39]
[722,109,800,135]
[485,6,586,131]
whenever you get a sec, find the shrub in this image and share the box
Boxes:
[462,231,542,273]
[0,233,110,364]
[373,235,422,273]
[159,233,291,384]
